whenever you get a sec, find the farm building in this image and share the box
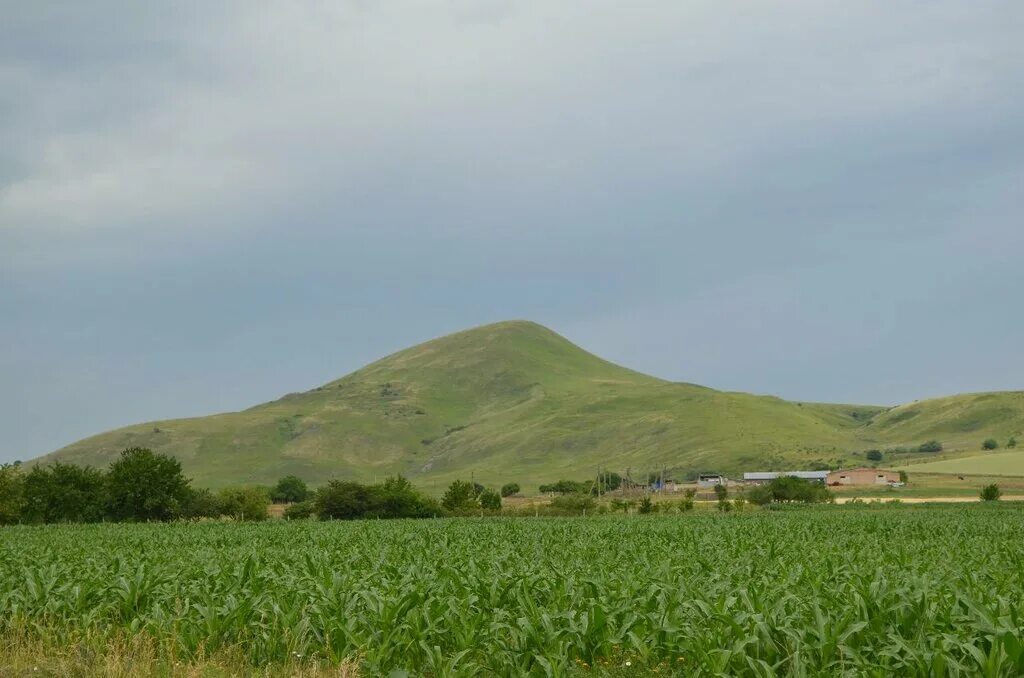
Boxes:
[827,468,900,486]
[697,473,726,488]
[743,471,829,484]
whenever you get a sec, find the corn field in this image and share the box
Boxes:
[2,506,1024,676]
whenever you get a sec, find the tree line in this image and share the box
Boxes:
[0,447,516,525]
[0,448,277,525]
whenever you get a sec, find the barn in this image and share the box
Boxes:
[827,468,901,486]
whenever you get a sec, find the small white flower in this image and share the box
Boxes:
[625,661,631,667]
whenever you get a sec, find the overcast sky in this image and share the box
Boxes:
[2,1,1023,462]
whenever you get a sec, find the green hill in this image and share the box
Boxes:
[32,321,1024,490]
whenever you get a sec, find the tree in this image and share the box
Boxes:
[20,463,107,523]
[181,487,222,519]
[713,484,728,501]
[899,470,909,484]
[372,475,439,518]
[441,480,479,513]
[919,440,943,453]
[106,448,191,522]
[284,500,316,519]
[217,486,270,520]
[751,477,832,505]
[980,483,1001,501]
[270,475,309,503]
[500,483,520,498]
[982,438,999,451]
[315,480,373,520]
[638,496,655,514]
[1008,437,1018,449]
[479,488,502,510]
[865,449,883,462]
[0,463,24,525]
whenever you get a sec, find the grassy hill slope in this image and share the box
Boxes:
[34,321,1024,490]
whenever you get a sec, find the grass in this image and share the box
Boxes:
[4,508,1024,675]
[35,321,1024,491]
[894,449,1024,476]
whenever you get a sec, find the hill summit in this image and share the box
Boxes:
[34,321,1024,490]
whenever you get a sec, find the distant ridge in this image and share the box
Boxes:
[33,321,1024,490]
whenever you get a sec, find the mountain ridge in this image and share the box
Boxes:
[33,321,1024,489]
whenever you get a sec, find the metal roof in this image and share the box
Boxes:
[743,471,829,480]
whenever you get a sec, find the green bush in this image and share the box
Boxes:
[283,500,316,519]
[865,449,883,462]
[638,496,655,514]
[442,480,479,513]
[918,440,943,453]
[982,438,999,451]
[1008,437,1018,449]
[980,484,1001,501]
[500,483,520,497]
[549,495,595,515]
[181,487,222,519]
[0,463,24,525]
[217,486,270,521]
[479,488,502,510]
[106,448,190,522]
[270,475,309,503]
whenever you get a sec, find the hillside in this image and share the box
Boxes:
[34,321,1024,490]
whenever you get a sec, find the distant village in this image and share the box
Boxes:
[649,467,903,492]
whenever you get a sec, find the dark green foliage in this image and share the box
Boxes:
[866,449,883,462]
[638,496,655,514]
[315,481,375,520]
[600,471,623,491]
[283,500,316,519]
[500,483,520,497]
[548,494,595,515]
[1009,437,1018,449]
[270,475,309,503]
[717,499,733,512]
[373,475,441,518]
[181,487,222,519]
[0,463,25,525]
[713,484,728,501]
[980,484,1001,501]
[919,440,943,453]
[899,470,909,484]
[442,480,479,513]
[982,438,999,450]
[217,486,270,521]
[747,484,773,506]
[479,488,502,510]
[678,497,695,512]
[20,463,107,524]
[750,476,832,505]
[106,448,191,522]
[539,479,587,494]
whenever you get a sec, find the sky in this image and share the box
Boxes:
[2,1,1023,463]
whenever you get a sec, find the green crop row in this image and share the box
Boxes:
[2,506,1024,676]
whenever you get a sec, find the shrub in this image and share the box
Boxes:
[539,479,587,495]
[549,495,595,515]
[747,484,773,506]
[982,438,999,451]
[315,480,374,520]
[479,488,502,510]
[21,463,107,524]
[217,486,270,521]
[283,500,316,519]
[106,448,191,522]
[442,480,479,513]
[899,470,909,484]
[713,484,728,501]
[638,496,655,514]
[181,487,222,519]
[1008,437,1018,449]
[980,484,1001,501]
[270,475,309,503]
[865,449,883,462]
[717,499,733,512]
[500,483,520,498]
[919,440,943,453]
[0,463,24,525]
